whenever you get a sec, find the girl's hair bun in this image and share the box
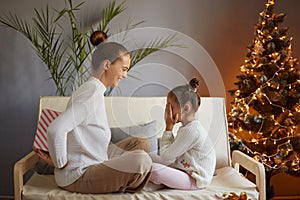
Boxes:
[90,30,108,46]
[189,78,200,92]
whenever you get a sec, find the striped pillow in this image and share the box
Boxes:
[33,109,61,152]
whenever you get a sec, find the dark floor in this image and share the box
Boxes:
[0,197,14,200]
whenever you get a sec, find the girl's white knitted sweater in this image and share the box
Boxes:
[160,120,216,188]
[47,77,111,187]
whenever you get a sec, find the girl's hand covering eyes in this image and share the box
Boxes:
[165,103,179,131]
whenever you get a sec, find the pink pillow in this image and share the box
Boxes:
[33,109,61,152]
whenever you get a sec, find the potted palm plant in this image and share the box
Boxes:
[0,0,180,96]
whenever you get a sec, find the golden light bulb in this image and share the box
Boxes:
[267,0,275,6]
[240,66,246,72]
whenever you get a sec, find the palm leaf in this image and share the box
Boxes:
[0,13,36,44]
[98,0,126,34]
[0,6,71,95]
[31,6,70,94]
[54,0,92,91]
[130,33,183,67]
[114,17,145,43]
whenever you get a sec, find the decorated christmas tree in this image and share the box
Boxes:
[228,0,300,190]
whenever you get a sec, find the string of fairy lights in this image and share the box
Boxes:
[228,0,300,173]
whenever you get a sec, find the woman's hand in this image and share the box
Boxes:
[165,103,179,131]
[33,146,55,168]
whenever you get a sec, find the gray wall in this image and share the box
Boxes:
[1,0,300,197]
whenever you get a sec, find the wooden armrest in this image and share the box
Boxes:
[14,151,39,200]
[232,150,266,200]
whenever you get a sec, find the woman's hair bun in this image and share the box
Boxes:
[90,30,108,46]
[189,78,200,92]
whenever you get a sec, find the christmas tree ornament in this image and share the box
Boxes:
[254,114,263,123]
[267,42,276,53]
[258,75,268,83]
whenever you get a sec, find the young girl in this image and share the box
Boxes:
[149,78,216,190]
[34,31,152,194]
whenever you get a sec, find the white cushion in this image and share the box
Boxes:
[110,120,158,154]
[23,167,258,200]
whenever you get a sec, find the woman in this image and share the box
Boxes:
[35,31,152,194]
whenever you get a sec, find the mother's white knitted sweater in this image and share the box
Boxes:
[160,120,216,188]
[47,77,111,187]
